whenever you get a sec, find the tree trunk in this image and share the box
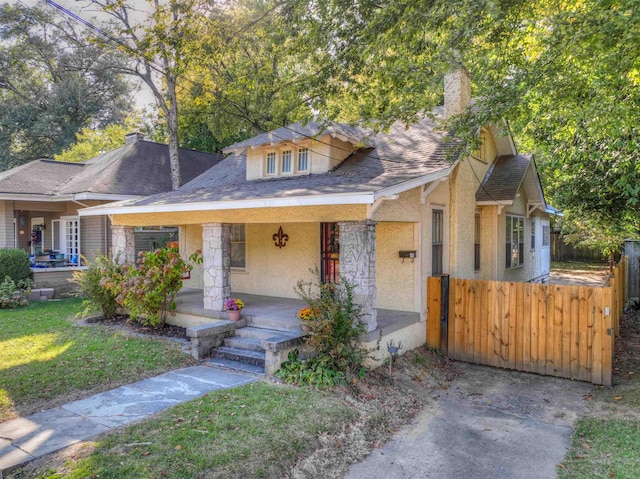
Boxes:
[167,76,182,190]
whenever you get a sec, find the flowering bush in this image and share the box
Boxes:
[0,276,31,309]
[166,241,179,250]
[102,248,191,327]
[71,255,122,319]
[225,298,244,311]
[297,306,320,322]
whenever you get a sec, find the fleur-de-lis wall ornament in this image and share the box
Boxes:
[273,226,289,248]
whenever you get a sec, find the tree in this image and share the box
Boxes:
[287,0,639,235]
[80,0,215,189]
[0,3,131,170]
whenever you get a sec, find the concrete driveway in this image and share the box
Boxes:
[346,362,592,479]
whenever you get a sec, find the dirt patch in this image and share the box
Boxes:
[548,264,609,287]
[82,314,188,341]
[289,348,460,479]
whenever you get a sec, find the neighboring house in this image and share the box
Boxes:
[79,69,555,358]
[0,133,222,289]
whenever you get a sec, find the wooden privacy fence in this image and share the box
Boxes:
[427,258,627,386]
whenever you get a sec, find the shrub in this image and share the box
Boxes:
[71,255,122,319]
[0,276,32,309]
[104,248,191,327]
[0,248,31,283]
[276,273,373,387]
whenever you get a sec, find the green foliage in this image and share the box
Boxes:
[103,248,191,327]
[0,3,131,170]
[0,276,32,309]
[70,255,122,319]
[0,248,31,283]
[276,274,372,386]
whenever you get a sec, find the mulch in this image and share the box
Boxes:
[85,314,188,340]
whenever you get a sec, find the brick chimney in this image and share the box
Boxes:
[125,132,144,144]
[444,66,471,119]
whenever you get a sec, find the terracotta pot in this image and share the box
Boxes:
[227,309,241,321]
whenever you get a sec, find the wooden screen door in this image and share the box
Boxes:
[320,223,340,283]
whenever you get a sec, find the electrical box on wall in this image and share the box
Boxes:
[399,251,417,259]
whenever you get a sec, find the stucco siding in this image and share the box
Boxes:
[111,204,368,227]
[376,222,416,311]
[231,223,319,299]
[182,224,204,289]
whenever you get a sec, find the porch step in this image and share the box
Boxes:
[206,358,265,375]
[235,326,300,342]
[210,346,265,367]
[223,336,263,352]
[247,316,301,333]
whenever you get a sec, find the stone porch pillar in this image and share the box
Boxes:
[338,220,377,332]
[202,223,231,311]
[0,201,15,249]
[111,225,135,264]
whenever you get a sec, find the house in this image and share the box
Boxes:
[0,133,223,291]
[78,69,554,365]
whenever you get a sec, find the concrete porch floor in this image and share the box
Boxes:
[173,287,421,336]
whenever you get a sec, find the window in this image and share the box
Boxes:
[432,209,443,275]
[297,148,309,172]
[474,213,481,271]
[266,152,277,175]
[506,215,524,269]
[542,225,550,246]
[230,224,246,269]
[531,219,536,250]
[281,150,292,174]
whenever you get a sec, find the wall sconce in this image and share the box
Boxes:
[399,250,417,263]
[273,226,289,248]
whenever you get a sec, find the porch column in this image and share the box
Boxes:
[338,220,377,332]
[0,201,14,248]
[111,225,136,264]
[202,222,231,311]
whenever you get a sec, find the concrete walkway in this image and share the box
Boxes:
[0,365,257,471]
[346,363,592,479]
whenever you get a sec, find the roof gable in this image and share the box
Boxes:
[476,154,546,206]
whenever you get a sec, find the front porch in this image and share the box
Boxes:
[171,288,424,368]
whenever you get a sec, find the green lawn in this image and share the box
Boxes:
[0,298,194,422]
[559,314,640,479]
[8,382,356,479]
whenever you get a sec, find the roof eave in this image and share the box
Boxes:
[0,193,73,202]
[78,191,377,217]
[373,164,455,200]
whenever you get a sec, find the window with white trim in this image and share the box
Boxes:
[266,152,277,176]
[52,220,60,251]
[230,224,246,269]
[297,148,309,172]
[506,215,524,269]
[474,213,481,271]
[542,225,550,246]
[282,150,292,174]
[432,209,444,275]
[531,219,535,250]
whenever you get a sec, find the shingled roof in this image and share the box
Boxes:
[81,113,461,214]
[0,138,223,200]
[475,154,548,209]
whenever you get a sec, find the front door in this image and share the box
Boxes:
[320,222,339,283]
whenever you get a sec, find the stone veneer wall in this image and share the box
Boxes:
[202,223,231,311]
[338,220,377,332]
[111,225,135,264]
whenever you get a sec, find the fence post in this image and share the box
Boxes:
[625,240,640,300]
[440,274,450,356]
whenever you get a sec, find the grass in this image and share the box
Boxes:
[8,382,357,479]
[558,311,640,479]
[0,298,194,422]
[551,260,609,272]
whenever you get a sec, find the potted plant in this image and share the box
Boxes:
[225,298,245,321]
[297,306,320,332]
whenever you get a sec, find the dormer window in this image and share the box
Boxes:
[266,152,277,176]
[282,150,292,174]
[262,146,310,178]
[297,148,309,172]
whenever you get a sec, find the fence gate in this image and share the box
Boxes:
[426,264,626,386]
